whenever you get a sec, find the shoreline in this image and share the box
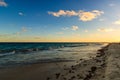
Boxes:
[0,43,119,80]
[47,43,110,80]
[0,43,104,69]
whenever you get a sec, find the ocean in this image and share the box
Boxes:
[0,43,107,67]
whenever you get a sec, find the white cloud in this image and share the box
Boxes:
[0,0,7,7]
[62,26,79,31]
[109,3,115,7]
[78,10,104,21]
[72,26,79,31]
[92,10,104,16]
[48,10,77,17]
[97,28,114,32]
[79,12,96,21]
[114,20,120,25]
[18,12,24,16]
[48,10,104,21]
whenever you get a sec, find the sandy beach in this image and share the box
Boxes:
[0,43,120,80]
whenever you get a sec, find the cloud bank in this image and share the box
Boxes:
[48,10,104,21]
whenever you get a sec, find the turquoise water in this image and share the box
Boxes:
[0,43,106,67]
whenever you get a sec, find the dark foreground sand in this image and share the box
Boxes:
[0,43,120,80]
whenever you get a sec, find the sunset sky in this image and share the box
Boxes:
[0,0,120,42]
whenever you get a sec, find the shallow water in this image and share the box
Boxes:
[0,43,107,67]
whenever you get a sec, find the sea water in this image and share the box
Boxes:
[0,43,107,67]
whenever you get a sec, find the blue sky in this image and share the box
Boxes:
[0,0,120,42]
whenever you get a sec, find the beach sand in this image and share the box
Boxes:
[0,43,120,80]
[0,61,75,80]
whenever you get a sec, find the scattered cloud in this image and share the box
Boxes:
[15,27,29,35]
[48,10,77,17]
[114,20,120,25]
[97,28,114,32]
[48,10,104,21]
[72,26,79,31]
[79,10,104,21]
[18,12,24,16]
[0,27,30,38]
[62,26,79,31]
[0,0,7,7]
[109,3,115,7]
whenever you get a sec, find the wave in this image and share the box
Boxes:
[0,43,105,68]
[0,51,15,57]
[0,43,94,57]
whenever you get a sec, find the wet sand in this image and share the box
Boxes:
[0,61,75,80]
[0,43,119,80]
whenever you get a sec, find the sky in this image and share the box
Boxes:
[0,0,120,42]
